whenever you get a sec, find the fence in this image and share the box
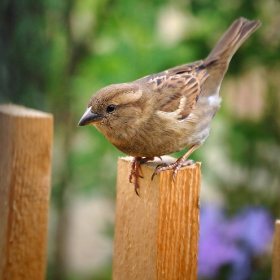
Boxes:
[0,104,279,280]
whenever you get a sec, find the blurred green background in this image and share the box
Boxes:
[1,0,280,279]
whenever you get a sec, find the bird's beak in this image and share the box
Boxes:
[78,106,103,126]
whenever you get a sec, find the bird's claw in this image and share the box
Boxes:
[129,157,154,196]
[151,163,169,180]
[134,182,140,196]
[151,158,195,181]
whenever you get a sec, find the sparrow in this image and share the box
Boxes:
[78,18,261,195]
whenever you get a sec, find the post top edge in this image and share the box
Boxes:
[0,104,53,118]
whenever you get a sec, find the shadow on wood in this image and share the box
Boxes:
[113,156,201,280]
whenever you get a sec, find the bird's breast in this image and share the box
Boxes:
[95,94,221,157]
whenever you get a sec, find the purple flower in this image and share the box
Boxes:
[228,207,274,255]
[198,204,273,279]
[199,205,238,277]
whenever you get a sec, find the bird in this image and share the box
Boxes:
[78,17,261,195]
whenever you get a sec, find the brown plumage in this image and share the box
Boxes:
[78,18,261,195]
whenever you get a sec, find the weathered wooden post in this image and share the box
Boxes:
[0,104,53,280]
[113,156,200,280]
[273,220,280,280]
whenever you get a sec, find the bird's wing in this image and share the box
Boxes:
[141,60,210,120]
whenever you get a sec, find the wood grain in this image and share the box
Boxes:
[273,220,280,280]
[113,156,200,280]
[0,104,53,280]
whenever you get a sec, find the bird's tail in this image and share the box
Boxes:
[201,18,261,97]
[205,18,261,65]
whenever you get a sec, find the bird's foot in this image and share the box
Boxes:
[151,157,195,181]
[129,157,154,196]
[151,144,200,181]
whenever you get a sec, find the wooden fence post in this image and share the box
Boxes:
[0,104,53,280]
[273,220,280,280]
[113,156,201,280]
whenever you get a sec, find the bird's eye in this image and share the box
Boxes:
[106,104,116,113]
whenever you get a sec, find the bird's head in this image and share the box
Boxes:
[78,83,143,132]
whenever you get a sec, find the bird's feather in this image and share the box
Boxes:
[139,60,209,120]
